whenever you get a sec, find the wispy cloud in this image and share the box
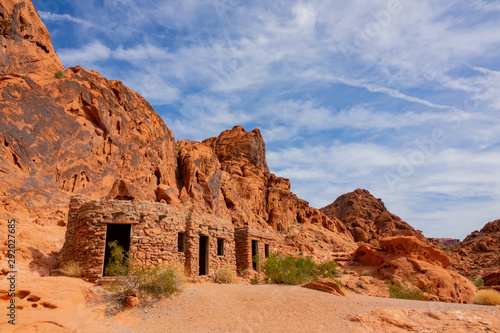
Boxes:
[268,143,500,239]
[58,41,111,65]
[38,11,91,26]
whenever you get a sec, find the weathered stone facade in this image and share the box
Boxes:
[62,196,237,281]
[234,228,277,273]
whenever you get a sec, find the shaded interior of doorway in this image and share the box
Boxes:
[252,240,258,271]
[103,224,131,276]
[199,235,209,275]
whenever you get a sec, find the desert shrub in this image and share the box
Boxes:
[104,241,130,276]
[54,70,65,79]
[59,260,82,277]
[361,270,372,276]
[473,279,484,287]
[129,264,185,300]
[356,280,368,290]
[106,263,186,307]
[386,279,428,301]
[472,289,500,306]
[261,253,338,285]
[317,260,338,279]
[214,266,234,284]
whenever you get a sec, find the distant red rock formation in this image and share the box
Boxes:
[320,189,426,246]
[431,238,460,248]
[449,219,500,284]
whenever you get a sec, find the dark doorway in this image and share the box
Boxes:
[178,232,185,252]
[265,244,270,258]
[103,224,131,276]
[217,238,224,256]
[199,235,209,275]
[252,240,259,271]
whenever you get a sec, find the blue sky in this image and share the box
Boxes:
[33,0,500,239]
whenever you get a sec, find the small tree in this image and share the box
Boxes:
[105,240,130,276]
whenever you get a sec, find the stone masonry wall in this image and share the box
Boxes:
[235,227,278,273]
[185,216,235,277]
[61,197,236,281]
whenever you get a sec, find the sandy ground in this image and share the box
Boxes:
[1,279,499,333]
[110,283,499,333]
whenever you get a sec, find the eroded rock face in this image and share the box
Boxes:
[353,236,475,303]
[204,126,270,175]
[321,189,426,246]
[0,0,64,75]
[0,65,178,222]
[450,219,500,283]
[175,127,355,256]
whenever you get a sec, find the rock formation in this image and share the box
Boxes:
[431,238,460,247]
[0,0,355,278]
[0,0,482,307]
[320,189,426,246]
[349,308,500,333]
[352,236,476,303]
[0,0,64,75]
[449,219,500,285]
[175,128,355,255]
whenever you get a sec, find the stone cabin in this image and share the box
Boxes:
[61,196,278,281]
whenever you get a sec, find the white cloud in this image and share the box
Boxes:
[38,11,91,26]
[58,41,111,65]
[268,143,500,239]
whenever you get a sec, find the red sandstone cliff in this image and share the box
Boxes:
[0,0,355,269]
[0,0,64,75]
[173,127,355,254]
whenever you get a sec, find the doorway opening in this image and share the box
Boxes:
[252,240,259,271]
[199,235,209,275]
[103,224,131,276]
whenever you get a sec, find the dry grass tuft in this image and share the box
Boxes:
[214,266,235,284]
[59,260,83,277]
[472,289,500,306]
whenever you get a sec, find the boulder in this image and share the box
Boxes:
[353,236,475,303]
[302,278,345,296]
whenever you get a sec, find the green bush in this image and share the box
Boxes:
[361,270,372,276]
[473,279,484,287]
[129,264,185,300]
[317,260,338,279]
[59,260,82,277]
[55,70,65,79]
[214,267,234,284]
[104,241,130,276]
[261,253,338,285]
[106,263,186,309]
[386,279,428,301]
